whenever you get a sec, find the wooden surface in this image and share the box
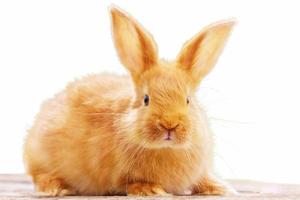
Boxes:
[1,174,300,199]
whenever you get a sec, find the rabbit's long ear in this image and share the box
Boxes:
[111,7,158,82]
[176,20,235,88]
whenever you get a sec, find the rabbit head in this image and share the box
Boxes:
[111,7,235,149]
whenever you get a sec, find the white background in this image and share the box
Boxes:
[0,0,300,184]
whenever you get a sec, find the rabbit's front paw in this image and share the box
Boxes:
[127,183,170,196]
[192,178,230,195]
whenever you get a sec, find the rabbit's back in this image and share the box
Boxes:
[24,73,134,194]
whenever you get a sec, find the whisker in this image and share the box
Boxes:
[209,116,252,125]
[215,153,236,177]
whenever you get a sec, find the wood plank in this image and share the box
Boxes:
[0,174,300,200]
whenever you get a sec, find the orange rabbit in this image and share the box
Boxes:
[23,6,235,196]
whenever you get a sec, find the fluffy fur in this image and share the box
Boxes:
[23,6,235,196]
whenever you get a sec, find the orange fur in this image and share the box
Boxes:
[23,6,235,196]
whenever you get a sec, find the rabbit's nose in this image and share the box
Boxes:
[159,123,179,132]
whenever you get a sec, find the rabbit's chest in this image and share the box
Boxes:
[127,149,204,193]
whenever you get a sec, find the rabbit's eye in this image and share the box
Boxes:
[144,94,149,106]
[186,97,190,104]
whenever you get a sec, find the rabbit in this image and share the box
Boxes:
[23,6,236,197]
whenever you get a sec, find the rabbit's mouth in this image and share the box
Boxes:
[164,132,173,141]
[158,123,180,142]
[157,130,190,148]
[140,121,190,148]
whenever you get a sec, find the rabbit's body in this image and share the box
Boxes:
[24,73,213,195]
[24,6,235,196]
